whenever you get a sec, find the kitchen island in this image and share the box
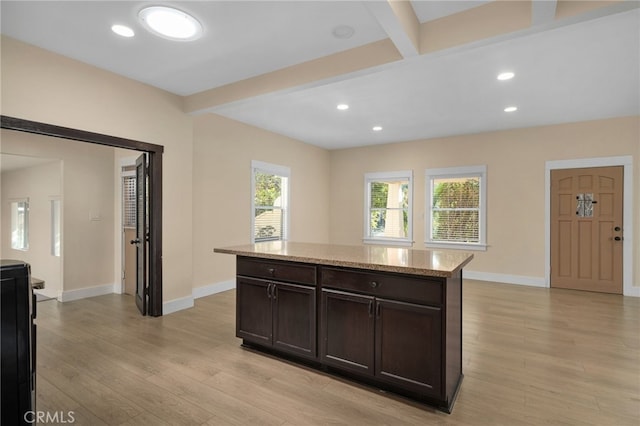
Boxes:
[214,241,473,413]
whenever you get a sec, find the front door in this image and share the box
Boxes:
[133,154,148,314]
[550,166,623,293]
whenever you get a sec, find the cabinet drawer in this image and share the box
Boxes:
[320,267,442,306]
[237,257,316,286]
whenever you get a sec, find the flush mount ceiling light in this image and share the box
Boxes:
[111,24,135,38]
[497,71,515,81]
[372,126,383,132]
[336,104,349,110]
[138,6,203,41]
[504,106,518,112]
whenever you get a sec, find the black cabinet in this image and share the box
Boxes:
[1,260,36,426]
[236,258,316,360]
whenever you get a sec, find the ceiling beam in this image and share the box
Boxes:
[532,0,558,26]
[364,0,420,58]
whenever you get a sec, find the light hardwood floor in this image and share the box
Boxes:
[35,280,640,425]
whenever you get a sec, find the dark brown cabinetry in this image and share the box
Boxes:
[320,267,446,400]
[236,257,316,360]
[232,255,464,413]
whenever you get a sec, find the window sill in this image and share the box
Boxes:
[363,238,414,247]
[424,242,487,251]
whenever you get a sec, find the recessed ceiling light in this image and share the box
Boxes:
[138,6,203,41]
[497,72,515,81]
[111,24,135,38]
[337,104,349,110]
[504,106,518,112]
[372,126,383,132]
[332,25,355,39]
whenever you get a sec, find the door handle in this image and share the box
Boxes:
[130,239,141,245]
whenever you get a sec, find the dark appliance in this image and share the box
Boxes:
[1,260,36,425]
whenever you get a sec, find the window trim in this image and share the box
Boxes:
[251,160,291,243]
[363,170,413,247]
[425,165,487,251]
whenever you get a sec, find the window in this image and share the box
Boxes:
[425,165,487,251]
[122,173,136,228]
[252,161,290,243]
[51,199,61,257]
[11,199,29,251]
[364,171,413,246]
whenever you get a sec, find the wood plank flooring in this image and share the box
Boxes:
[35,280,640,425]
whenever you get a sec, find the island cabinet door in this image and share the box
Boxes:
[272,282,316,359]
[320,289,375,375]
[375,299,442,396]
[236,277,272,345]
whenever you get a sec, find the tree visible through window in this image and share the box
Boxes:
[426,166,487,250]
[432,177,479,242]
[364,171,413,245]
[252,161,290,242]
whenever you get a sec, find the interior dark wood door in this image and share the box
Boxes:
[320,289,374,375]
[134,154,148,315]
[375,298,442,396]
[236,277,272,345]
[551,166,623,293]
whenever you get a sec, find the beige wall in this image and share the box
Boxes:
[193,114,331,289]
[1,130,116,294]
[1,35,194,303]
[329,116,639,288]
[1,159,62,296]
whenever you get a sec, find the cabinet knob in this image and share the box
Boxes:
[268,268,275,276]
[370,281,379,289]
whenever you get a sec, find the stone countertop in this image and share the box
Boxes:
[214,241,473,278]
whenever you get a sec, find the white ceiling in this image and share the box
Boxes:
[1,1,639,150]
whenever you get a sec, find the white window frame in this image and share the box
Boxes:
[363,170,413,247]
[251,160,290,243]
[425,165,487,251]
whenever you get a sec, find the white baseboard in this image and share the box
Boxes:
[193,280,236,299]
[163,295,195,315]
[624,285,640,297]
[163,280,237,316]
[464,271,547,288]
[59,283,118,302]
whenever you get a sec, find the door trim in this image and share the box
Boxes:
[545,156,636,296]
[1,115,165,315]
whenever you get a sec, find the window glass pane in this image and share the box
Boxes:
[51,199,61,256]
[123,176,136,228]
[254,207,283,241]
[432,210,479,242]
[252,164,289,242]
[254,172,282,206]
[369,209,408,238]
[432,177,479,208]
[11,201,29,251]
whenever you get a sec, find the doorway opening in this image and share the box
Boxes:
[1,115,164,316]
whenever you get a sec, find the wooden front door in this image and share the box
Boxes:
[551,166,623,293]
